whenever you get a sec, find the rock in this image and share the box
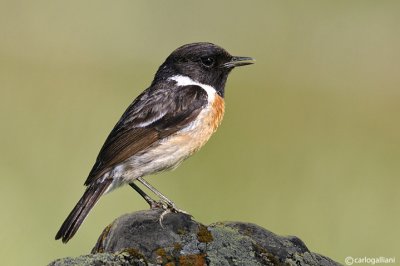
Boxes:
[49,209,341,266]
[49,252,147,266]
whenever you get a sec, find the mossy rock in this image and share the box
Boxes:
[49,209,340,266]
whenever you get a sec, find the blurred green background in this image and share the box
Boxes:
[1,1,399,265]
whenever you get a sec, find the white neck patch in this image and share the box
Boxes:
[168,75,216,103]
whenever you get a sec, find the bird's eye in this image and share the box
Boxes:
[200,57,215,67]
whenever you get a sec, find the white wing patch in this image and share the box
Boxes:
[168,75,217,103]
[135,110,167,128]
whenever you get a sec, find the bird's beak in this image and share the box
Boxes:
[223,56,255,68]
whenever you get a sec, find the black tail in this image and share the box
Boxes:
[55,179,112,243]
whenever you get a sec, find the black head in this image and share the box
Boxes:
[153,42,254,97]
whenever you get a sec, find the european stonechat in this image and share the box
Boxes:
[55,42,254,243]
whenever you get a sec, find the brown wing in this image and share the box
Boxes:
[84,84,208,185]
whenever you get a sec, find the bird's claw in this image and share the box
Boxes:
[150,201,192,226]
[148,200,167,210]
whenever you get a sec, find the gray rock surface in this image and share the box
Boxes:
[49,209,341,266]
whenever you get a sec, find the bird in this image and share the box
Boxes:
[55,42,254,243]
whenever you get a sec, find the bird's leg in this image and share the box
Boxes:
[136,177,189,215]
[129,182,164,209]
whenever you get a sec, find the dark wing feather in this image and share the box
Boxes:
[84,84,208,185]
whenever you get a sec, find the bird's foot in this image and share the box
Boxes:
[148,200,167,210]
[159,208,171,227]
[168,203,191,216]
[156,202,192,227]
[165,201,192,217]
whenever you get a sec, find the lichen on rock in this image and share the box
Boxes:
[49,209,340,266]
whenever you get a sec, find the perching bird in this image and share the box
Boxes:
[55,42,254,243]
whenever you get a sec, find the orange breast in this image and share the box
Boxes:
[190,94,225,151]
[210,94,225,131]
[162,94,225,159]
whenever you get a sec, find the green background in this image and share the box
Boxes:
[1,1,399,265]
